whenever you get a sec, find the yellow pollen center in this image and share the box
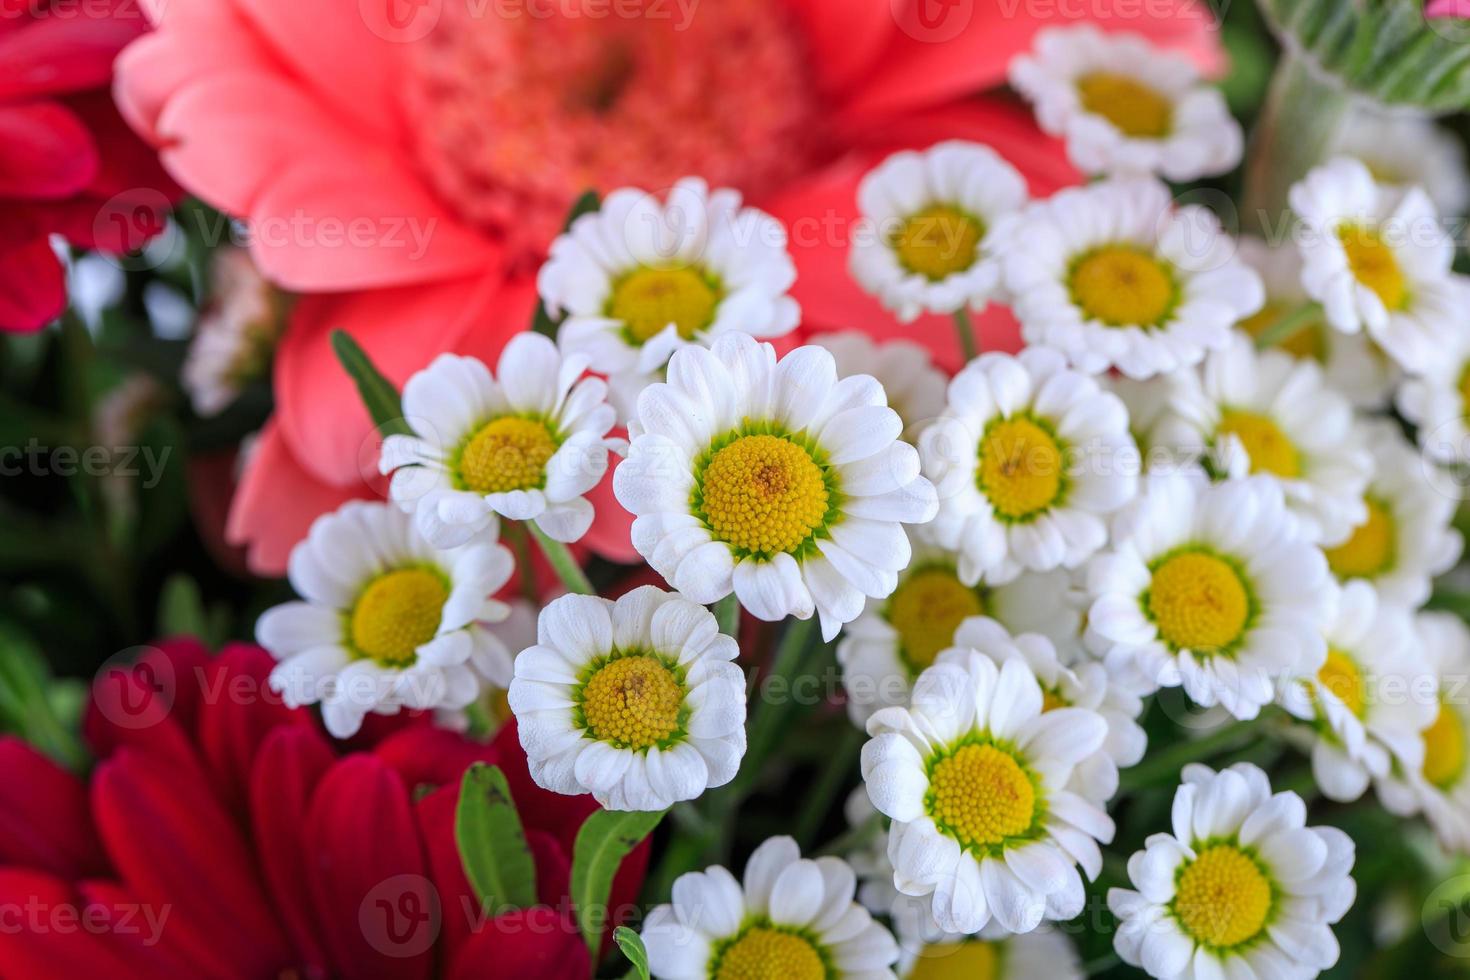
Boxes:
[699,434,829,557]
[1240,302,1324,361]
[1337,224,1407,311]
[1423,702,1467,790]
[1077,72,1174,137]
[349,568,448,666]
[1147,552,1252,653]
[609,266,720,343]
[927,743,1037,850]
[977,417,1065,520]
[458,416,558,494]
[1069,246,1176,327]
[1042,689,1069,713]
[1324,498,1395,579]
[893,205,985,281]
[580,654,684,751]
[1216,410,1300,479]
[1317,648,1368,718]
[1459,363,1470,420]
[908,940,1000,980]
[888,568,984,673]
[714,927,825,980]
[1173,845,1274,949]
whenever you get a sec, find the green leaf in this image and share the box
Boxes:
[570,808,664,957]
[329,329,413,437]
[531,189,601,338]
[157,573,208,640]
[614,926,651,980]
[455,763,538,914]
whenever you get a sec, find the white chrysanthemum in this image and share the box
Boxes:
[1331,105,1469,216]
[1009,25,1242,181]
[1279,581,1438,803]
[918,347,1138,586]
[837,535,1086,725]
[1235,236,1397,411]
[1086,472,1333,718]
[1396,326,1470,467]
[1109,762,1356,980]
[615,332,938,640]
[434,599,537,734]
[1376,612,1470,853]
[862,653,1115,935]
[1151,331,1373,545]
[182,247,284,417]
[538,178,799,420]
[1320,420,1462,606]
[848,141,1028,323]
[641,835,899,980]
[257,501,515,739]
[1289,155,1463,374]
[811,332,948,436]
[379,334,622,548]
[1004,178,1264,379]
[507,587,745,812]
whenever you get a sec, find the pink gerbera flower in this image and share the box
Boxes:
[116,0,1219,573]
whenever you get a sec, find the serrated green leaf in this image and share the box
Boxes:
[455,763,538,914]
[570,808,664,957]
[614,925,651,980]
[329,329,413,437]
[531,189,601,338]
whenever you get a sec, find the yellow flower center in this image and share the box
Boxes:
[579,654,685,751]
[1239,302,1324,361]
[1423,701,1467,790]
[1459,362,1470,420]
[1216,410,1300,479]
[1324,497,1395,580]
[1173,845,1274,949]
[1146,551,1252,653]
[892,204,985,281]
[907,940,1000,980]
[1069,246,1176,327]
[888,568,984,673]
[458,416,558,494]
[1317,648,1367,718]
[349,568,448,666]
[1337,224,1407,311]
[1042,688,1070,713]
[699,434,830,557]
[713,927,826,980]
[927,743,1037,851]
[977,417,1066,521]
[609,266,720,343]
[1077,72,1174,137]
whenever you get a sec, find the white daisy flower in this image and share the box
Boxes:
[1289,155,1463,374]
[640,835,899,979]
[1280,580,1438,802]
[892,905,1082,980]
[1009,25,1243,181]
[434,599,537,734]
[810,331,948,436]
[1396,325,1470,467]
[614,332,938,640]
[918,347,1139,586]
[379,333,622,549]
[1086,472,1334,718]
[1331,105,1469,217]
[1151,331,1374,545]
[1321,420,1462,606]
[537,178,799,421]
[837,534,1086,725]
[257,500,516,739]
[1108,762,1356,980]
[1376,612,1470,854]
[507,586,746,812]
[182,246,285,417]
[848,141,1028,323]
[861,652,1115,935]
[1004,178,1264,379]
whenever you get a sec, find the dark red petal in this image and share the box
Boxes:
[0,102,97,199]
[250,725,336,976]
[0,11,145,101]
[413,784,477,962]
[0,870,159,980]
[304,755,433,980]
[373,724,496,796]
[447,907,589,980]
[0,737,106,878]
[0,236,64,334]
[527,829,570,908]
[75,880,197,979]
[62,90,182,202]
[91,749,292,977]
[83,639,212,784]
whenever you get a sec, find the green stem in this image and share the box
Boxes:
[793,724,864,849]
[1252,301,1322,350]
[713,594,740,638]
[503,520,539,603]
[1084,952,1121,977]
[525,522,594,595]
[952,308,978,363]
[1118,719,1258,792]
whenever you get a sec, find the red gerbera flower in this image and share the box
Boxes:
[0,638,647,978]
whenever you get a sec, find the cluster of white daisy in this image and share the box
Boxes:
[248,24,1470,980]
